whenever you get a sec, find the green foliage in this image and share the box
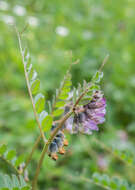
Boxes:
[0,145,7,155]
[0,144,25,174]
[30,79,40,95]
[23,49,53,132]
[92,172,134,190]
[92,71,104,84]
[41,115,53,132]
[51,71,72,117]
[34,93,45,114]
[1,0,135,189]
[0,173,30,190]
[72,68,103,105]
[113,148,135,166]
[38,111,52,132]
[41,113,52,132]
[6,150,16,161]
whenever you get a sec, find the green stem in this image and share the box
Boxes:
[32,144,48,190]
[99,54,110,72]
[32,82,95,189]
[32,110,73,190]
[73,87,89,108]
[15,26,47,143]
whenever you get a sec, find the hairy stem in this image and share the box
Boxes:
[99,54,110,72]
[73,87,90,109]
[15,27,47,143]
[32,79,96,189]
[32,110,73,190]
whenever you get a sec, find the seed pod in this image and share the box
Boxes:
[54,137,63,148]
[48,142,59,161]
[49,142,58,153]
[48,117,70,160]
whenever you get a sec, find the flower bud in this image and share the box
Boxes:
[58,147,66,154]
[63,139,68,146]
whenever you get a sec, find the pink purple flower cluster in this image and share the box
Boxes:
[48,91,106,160]
[65,90,106,134]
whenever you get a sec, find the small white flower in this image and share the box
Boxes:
[0,1,9,11]
[82,31,93,40]
[55,26,69,37]
[13,5,26,16]
[28,16,39,27]
[1,15,15,24]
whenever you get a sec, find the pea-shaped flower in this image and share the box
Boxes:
[65,90,106,134]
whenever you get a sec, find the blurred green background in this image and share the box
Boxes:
[0,0,135,189]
